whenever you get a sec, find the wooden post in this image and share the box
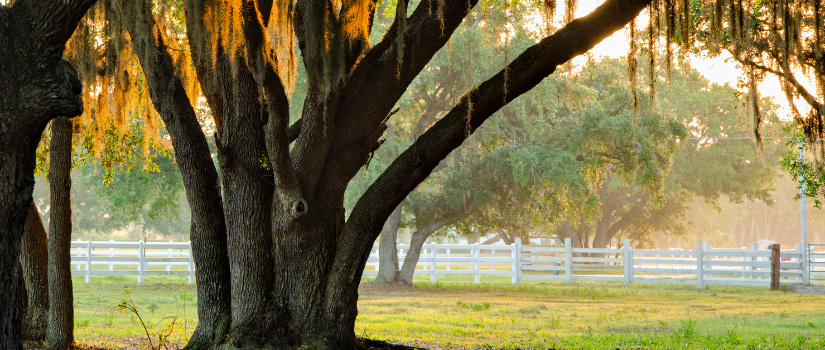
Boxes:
[750,243,757,281]
[138,240,145,284]
[511,238,521,284]
[430,245,437,283]
[167,241,173,272]
[564,238,572,284]
[798,243,808,284]
[474,243,480,284]
[770,243,781,291]
[623,239,632,285]
[187,241,195,284]
[85,241,92,284]
[696,241,704,289]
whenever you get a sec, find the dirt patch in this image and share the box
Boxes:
[788,284,825,295]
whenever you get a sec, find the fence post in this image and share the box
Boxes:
[623,239,632,285]
[770,244,781,290]
[491,249,496,270]
[564,238,572,284]
[704,242,712,271]
[696,241,704,289]
[85,241,92,284]
[474,243,480,284]
[430,245,437,284]
[798,243,808,284]
[167,241,173,272]
[109,240,115,271]
[138,240,145,284]
[750,243,757,281]
[77,239,83,271]
[511,238,521,284]
[187,241,195,284]
[446,248,451,271]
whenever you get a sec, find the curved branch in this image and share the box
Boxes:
[329,0,651,302]
[316,0,478,194]
[240,0,304,207]
[606,194,651,238]
[732,54,825,114]
[12,0,97,55]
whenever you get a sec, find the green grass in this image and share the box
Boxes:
[70,275,825,349]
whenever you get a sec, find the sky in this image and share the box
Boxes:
[572,0,809,121]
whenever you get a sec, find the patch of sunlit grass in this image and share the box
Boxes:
[357,276,825,348]
[70,274,825,349]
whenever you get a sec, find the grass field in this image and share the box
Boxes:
[69,275,825,349]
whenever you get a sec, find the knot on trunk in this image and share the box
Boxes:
[292,199,308,216]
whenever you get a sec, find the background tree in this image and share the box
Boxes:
[45,117,74,350]
[372,55,786,287]
[32,151,190,241]
[556,58,783,249]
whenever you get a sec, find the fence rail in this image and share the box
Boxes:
[71,238,825,287]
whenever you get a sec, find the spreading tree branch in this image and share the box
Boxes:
[606,194,651,239]
[330,0,651,306]
[317,0,478,193]
[240,0,306,211]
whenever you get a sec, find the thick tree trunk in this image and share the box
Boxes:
[45,117,73,350]
[374,204,403,284]
[212,69,275,344]
[0,1,95,349]
[0,113,53,350]
[21,201,49,341]
[116,1,233,346]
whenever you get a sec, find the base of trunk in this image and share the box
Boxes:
[370,274,413,287]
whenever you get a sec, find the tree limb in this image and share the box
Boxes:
[117,0,231,344]
[732,52,825,115]
[12,0,98,56]
[606,194,651,238]
[317,0,479,190]
[332,0,651,300]
[240,0,305,211]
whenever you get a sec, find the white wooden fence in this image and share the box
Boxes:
[70,240,194,283]
[71,238,825,287]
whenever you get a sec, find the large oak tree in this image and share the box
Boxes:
[110,0,652,348]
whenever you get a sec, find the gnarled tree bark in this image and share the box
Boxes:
[115,1,232,347]
[21,201,48,341]
[0,1,94,348]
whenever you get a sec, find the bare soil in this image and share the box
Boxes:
[789,283,825,295]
